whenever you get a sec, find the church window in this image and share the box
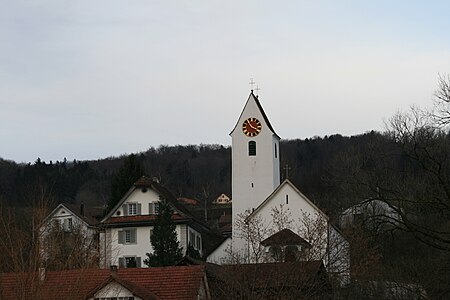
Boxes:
[275,143,277,158]
[248,141,256,156]
[286,195,289,204]
[251,183,254,188]
[285,245,298,262]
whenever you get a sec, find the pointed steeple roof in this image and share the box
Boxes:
[230,91,280,139]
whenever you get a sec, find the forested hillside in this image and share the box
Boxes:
[0,132,387,217]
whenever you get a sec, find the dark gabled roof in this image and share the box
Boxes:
[44,203,100,227]
[230,91,280,139]
[260,228,311,248]
[63,203,102,226]
[253,91,279,138]
[101,176,211,234]
[0,266,208,300]
[102,176,198,222]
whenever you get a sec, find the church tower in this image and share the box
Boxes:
[230,91,280,244]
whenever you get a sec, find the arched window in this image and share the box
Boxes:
[248,141,256,156]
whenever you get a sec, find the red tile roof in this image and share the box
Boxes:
[0,266,207,300]
[102,213,191,225]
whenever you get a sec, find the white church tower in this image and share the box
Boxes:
[230,91,280,252]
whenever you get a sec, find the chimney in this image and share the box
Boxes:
[80,202,85,216]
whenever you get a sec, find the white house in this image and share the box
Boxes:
[99,176,209,268]
[39,203,100,266]
[214,193,231,204]
[340,199,402,231]
[207,91,350,283]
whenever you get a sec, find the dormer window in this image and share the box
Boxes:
[128,203,137,215]
[149,202,160,215]
[122,203,141,216]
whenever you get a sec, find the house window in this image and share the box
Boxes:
[189,231,195,247]
[118,256,141,268]
[63,218,73,231]
[149,202,160,214]
[125,230,131,243]
[248,141,256,156]
[118,229,137,244]
[150,228,154,243]
[196,235,201,250]
[128,203,137,215]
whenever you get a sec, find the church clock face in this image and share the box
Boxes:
[242,117,262,137]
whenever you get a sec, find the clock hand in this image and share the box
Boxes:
[248,122,257,130]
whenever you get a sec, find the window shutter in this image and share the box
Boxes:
[122,204,128,216]
[118,257,125,268]
[136,257,142,268]
[149,203,154,214]
[118,231,124,244]
[130,229,137,243]
[137,203,142,215]
[155,202,160,214]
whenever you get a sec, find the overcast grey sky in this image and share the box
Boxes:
[1,1,450,163]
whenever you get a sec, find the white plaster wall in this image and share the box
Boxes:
[109,224,185,267]
[90,282,141,299]
[328,225,351,285]
[245,183,329,262]
[112,188,160,217]
[207,237,232,264]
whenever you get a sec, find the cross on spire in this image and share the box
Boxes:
[249,78,256,91]
[255,85,260,96]
[283,164,292,179]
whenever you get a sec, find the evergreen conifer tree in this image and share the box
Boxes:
[144,197,183,267]
[108,154,145,209]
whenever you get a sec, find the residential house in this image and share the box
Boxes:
[213,194,231,204]
[39,203,102,268]
[340,199,402,231]
[99,176,209,268]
